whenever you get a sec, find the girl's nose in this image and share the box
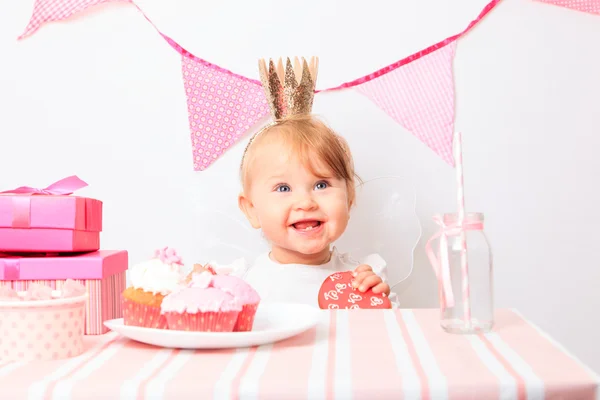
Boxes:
[293,193,318,211]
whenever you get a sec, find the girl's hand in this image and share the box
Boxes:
[351,264,390,296]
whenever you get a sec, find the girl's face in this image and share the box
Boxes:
[239,139,351,265]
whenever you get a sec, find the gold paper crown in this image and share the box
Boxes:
[258,56,319,120]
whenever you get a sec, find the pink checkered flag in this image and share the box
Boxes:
[534,0,600,14]
[18,0,131,40]
[355,42,458,166]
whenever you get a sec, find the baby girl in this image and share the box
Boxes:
[200,57,397,307]
[235,114,396,306]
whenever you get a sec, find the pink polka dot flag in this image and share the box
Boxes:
[180,53,269,171]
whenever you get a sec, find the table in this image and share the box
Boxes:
[0,309,597,399]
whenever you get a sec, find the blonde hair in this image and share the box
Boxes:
[240,114,359,206]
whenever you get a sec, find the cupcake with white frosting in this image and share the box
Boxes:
[122,247,186,329]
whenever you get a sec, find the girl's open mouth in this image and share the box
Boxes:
[292,220,322,231]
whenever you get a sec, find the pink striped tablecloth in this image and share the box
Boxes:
[0,309,597,399]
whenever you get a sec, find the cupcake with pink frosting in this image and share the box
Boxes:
[210,274,260,332]
[161,272,242,332]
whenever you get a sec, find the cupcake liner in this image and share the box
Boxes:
[234,303,259,332]
[164,310,239,332]
[122,297,167,329]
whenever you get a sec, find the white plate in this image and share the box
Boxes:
[104,303,321,349]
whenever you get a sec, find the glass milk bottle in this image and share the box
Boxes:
[440,212,494,334]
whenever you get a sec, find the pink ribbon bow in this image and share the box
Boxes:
[1,175,88,196]
[153,247,183,266]
[425,215,461,309]
[0,176,89,228]
[425,215,485,309]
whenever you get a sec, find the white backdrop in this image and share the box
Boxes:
[1,0,600,372]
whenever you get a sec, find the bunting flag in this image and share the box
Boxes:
[18,0,131,40]
[17,0,503,170]
[163,37,269,171]
[533,0,600,15]
[355,43,458,166]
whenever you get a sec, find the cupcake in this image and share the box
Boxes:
[211,274,260,332]
[161,272,242,332]
[122,247,185,329]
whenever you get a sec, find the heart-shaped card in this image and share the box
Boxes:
[318,271,392,310]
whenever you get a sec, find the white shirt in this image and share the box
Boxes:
[224,247,398,308]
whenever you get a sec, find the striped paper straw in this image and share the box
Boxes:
[454,131,472,326]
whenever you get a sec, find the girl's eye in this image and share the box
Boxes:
[276,184,291,192]
[315,181,328,190]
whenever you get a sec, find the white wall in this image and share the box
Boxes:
[1,0,599,372]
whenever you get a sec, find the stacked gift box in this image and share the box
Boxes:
[0,176,127,334]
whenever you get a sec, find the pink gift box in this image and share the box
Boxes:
[0,175,102,253]
[0,250,127,335]
[0,195,102,252]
